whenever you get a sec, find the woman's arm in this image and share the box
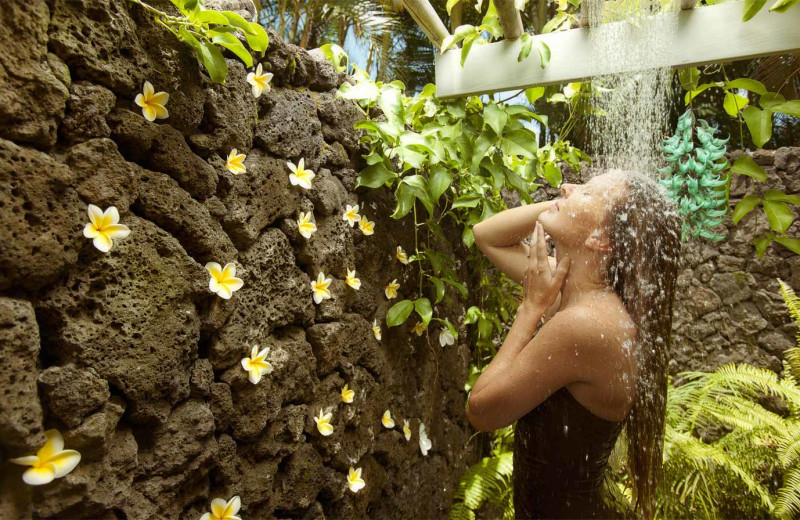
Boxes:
[472,200,555,285]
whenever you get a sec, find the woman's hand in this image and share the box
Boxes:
[521,222,571,312]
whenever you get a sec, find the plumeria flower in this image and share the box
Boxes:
[134,80,169,122]
[83,204,131,253]
[311,272,332,304]
[439,328,455,347]
[358,215,375,235]
[314,408,334,436]
[341,383,355,403]
[287,158,315,190]
[347,466,366,493]
[419,423,432,456]
[246,62,274,98]
[342,204,361,227]
[384,279,400,299]
[412,322,426,336]
[381,409,395,428]
[403,419,412,442]
[396,246,409,265]
[200,495,241,520]
[297,211,317,239]
[205,262,244,300]
[9,429,81,486]
[225,149,247,175]
[345,268,361,290]
[372,319,382,341]
[240,345,273,385]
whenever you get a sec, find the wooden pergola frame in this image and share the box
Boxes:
[401,0,800,99]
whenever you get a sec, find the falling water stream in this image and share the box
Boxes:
[585,0,679,176]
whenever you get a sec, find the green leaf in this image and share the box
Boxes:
[356,162,396,189]
[392,182,416,219]
[441,24,477,52]
[759,92,786,110]
[774,235,800,255]
[387,299,414,327]
[195,9,230,24]
[428,164,452,202]
[742,106,772,147]
[753,234,773,257]
[211,33,253,67]
[446,0,463,14]
[763,200,794,233]
[764,189,800,205]
[518,33,532,62]
[471,127,496,171]
[464,306,481,325]
[732,194,761,224]
[499,128,538,158]
[534,40,551,69]
[452,193,483,209]
[678,67,699,91]
[772,100,800,118]
[462,225,474,247]
[542,11,568,33]
[443,277,468,298]
[319,43,348,73]
[525,87,545,104]
[198,40,228,83]
[477,316,493,339]
[379,86,405,131]
[402,175,435,217]
[731,156,767,182]
[221,11,258,34]
[504,167,532,204]
[244,22,269,54]
[460,32,480,67]
[484,104,508,136]
[742,0,768,20]
[430,276,446,304]
[414,298,433,326]
[723,92,749,116]
[725,78,767,95]
[542,162,562,187]
[770,0,800,12]
[684,82,723,105]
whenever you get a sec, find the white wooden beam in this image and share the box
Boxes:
[495,0,525,40]
[434,1,800,99]
[402,0,450,50]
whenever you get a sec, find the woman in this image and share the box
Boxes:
[466,169,682,519]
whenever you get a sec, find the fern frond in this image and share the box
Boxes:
[775,466,800,520]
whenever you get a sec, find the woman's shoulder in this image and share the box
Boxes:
[550,295,636,357]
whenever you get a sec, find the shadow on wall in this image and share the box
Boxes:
[0,1,478,518]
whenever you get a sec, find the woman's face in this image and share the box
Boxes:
[537,172,628,250]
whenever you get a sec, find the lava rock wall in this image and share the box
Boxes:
[0,1,476,518]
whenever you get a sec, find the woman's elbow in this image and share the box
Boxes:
[466,394,495,432]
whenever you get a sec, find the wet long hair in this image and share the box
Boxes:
[601,170,682,519]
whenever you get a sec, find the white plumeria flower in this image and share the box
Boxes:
[412,322,426,336]
[419,423,432,456]
[134,80,169,122]
[83,204,131,253]
[372,319,382,340]
[384,279,400,299]
[297,211,317,239]
[347,466,366,493]
[439,328,455,347]
[381,409,395,429]
[342,204,361,227]
[345,268,361,290]
[9,429,81,486]
[225,149,247,175]
[314,408,334,436]
[240,345,273,384]
[200,495,241,520]
[205,262,244,299]
[311,272,332,304]
[246,62,274,98]
[396,246,409,264]
[403,419,411,442]
[341,383,354,403]
[287,158,315,189]
[358,215,375,235]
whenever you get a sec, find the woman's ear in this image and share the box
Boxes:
[584,229,612,252]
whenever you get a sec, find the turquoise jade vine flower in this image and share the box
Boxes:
[134,80,169,122]
[200,495,241,520]
[9,429,81,485]
[83,204,130,253]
